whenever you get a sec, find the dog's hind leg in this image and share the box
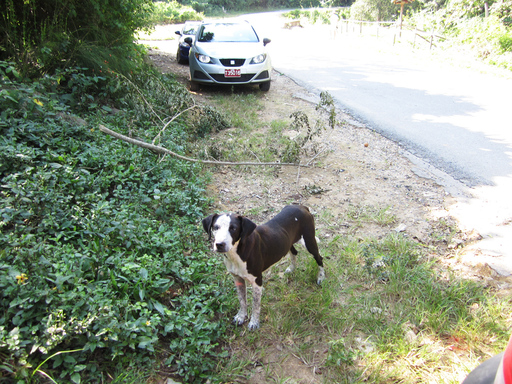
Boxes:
[303,233,326,284]
[284,246,298,274]
[232,275,248,325]
[316,266,326,285]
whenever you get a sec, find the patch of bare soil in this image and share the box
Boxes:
[149,46,452,255]
[150,50,440,234]
[146,47,512,383]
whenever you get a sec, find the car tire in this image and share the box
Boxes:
[259,81,271,92]
[176,49,186,65]
[190,81,200,92]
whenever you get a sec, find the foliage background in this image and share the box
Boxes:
[0,0,232,379]
[0,0,156,78]
[0,56,232,382]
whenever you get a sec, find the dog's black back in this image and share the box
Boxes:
[245,205,322,271]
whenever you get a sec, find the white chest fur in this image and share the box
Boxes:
[223,244,256,284]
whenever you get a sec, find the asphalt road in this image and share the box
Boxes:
[245,13,512,275]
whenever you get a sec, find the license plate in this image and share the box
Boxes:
[225,68,241,78]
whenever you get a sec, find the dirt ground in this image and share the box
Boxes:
[144,37,512,383]
[147,45,511,282]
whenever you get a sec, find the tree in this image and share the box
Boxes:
[350,0,400,21]
[490,0,512,25]
[0,0,154,76]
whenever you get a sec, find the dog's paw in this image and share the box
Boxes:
[233,313,247,326]
[247,319,260,330]
[316,266,326,285]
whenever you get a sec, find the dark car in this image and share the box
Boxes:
[175,21,201,64]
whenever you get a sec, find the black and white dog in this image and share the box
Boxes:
[202,205,325,330]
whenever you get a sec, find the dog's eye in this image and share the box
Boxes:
[229,225,235,232]
[213,225,220,231]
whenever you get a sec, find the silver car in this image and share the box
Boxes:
[186,20,272,91]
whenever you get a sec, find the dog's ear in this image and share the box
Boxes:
[202,214,218,241]
[239,216,257,240]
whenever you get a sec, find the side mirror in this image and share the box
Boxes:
[175,31,181,36]
[184,37,193,45]
[263,38,271,46]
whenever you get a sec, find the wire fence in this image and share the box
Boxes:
[336,19,448,49]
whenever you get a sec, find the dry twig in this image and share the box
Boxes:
[99,125,306,167]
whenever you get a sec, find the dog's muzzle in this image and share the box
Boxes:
[214,242,228,253]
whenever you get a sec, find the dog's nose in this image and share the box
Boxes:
[215,242,226,252]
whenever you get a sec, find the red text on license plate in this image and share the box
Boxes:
[225,69,241,78]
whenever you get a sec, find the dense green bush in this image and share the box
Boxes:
[448,15,512,69]
[490,0,512,25]
[181,0,351,14]
[0,0,154,77]
[150,1,204,25]
[283,8,339,24]
[499,32,512,51]
[0,61,231,383]
[349,0,399,21]
[407,3,512,71]
[346,0,511,71]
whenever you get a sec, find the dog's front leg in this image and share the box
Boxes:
[233,275,248,325]
[248,283,263,330]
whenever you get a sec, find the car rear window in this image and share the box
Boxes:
[198,23,259,43]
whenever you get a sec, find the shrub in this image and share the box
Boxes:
[0,0,154,77]
[0,61,232,383]
[283,8,338,24]
[150,1,204,24]
[499,32,512,51]
[448,15,511,58]
[490,0,512,26]
[407,5,512,71]
[350,0,400,21]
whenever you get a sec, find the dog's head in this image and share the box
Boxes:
[202,213,257,253]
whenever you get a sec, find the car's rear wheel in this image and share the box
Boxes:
[190,81,200,92]
[176,49,186,64]
[259,81,271,92]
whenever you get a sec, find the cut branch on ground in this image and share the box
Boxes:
[98,125,306,167]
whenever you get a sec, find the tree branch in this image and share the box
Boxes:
[98,125,305,167]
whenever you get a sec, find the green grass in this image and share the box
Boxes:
[195,91,302,166]
[194,90,339,168]
[346,204,397,227]
[202,91,512,384]
[214,231,511,383]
